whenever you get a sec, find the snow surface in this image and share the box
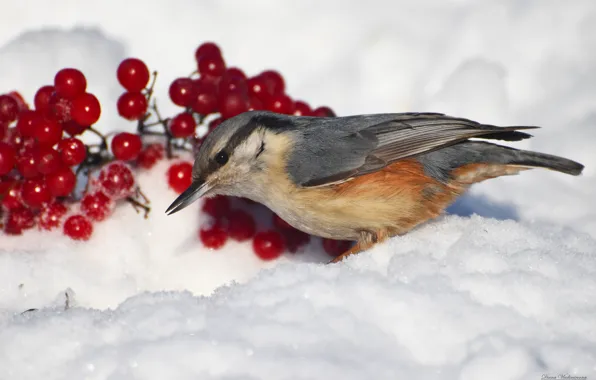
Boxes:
[1,1,596,379]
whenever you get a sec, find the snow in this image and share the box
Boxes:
[1,1,596,379]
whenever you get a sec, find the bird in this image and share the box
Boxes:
[165,110,584,263]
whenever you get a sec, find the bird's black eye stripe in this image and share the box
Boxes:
[215,150,229,165]
[255,141,265,158]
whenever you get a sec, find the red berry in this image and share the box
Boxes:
[199,221,227,249]
[312,106,336,117]
[1,180,23,210]
[167,162,192,194]
[247,76,272,102]
[8,91,29,111]
[98,161,135,199]
[219,90,248,119]
[272,213,293,230]
[201,195,230,219]
[266,93,295,114]
[4,207,35,235]
[16,110,40,138]
[111,132,142,161]
[58,138,86,166]
[248,96,264,111]
[71,93,101,125]
[63,214,93,241]
[116,92,147,121]
[253,230,285,260]
[0,142,16,175]
[208,117,223,132]
[54,68,87,99]
[293,101,312,116]
[259,70,285,95]
[81,191,112,221]
[34,85,55,115]
[48,92,73,123]
[322,238,352,257]
[191,84,218,115]
[117,58,150,92]
[16,149,39,178]
[36,147,61,175]
[198,54,226,78]
[169,78,195,107]
[0,94,19,122]
[169,113,196,138]
[195,42,222,62]
[22,177,52,208]
[46,166,76,197]
[0,121,7,140]
[62,120,88,136]
[137,143,164,169]
[228,209,256,241]
[218,70,248,95]
[281,228,310,253]
[33,117,63,148]
[38,201,68,231]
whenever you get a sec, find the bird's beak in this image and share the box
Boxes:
[165,179,212,215]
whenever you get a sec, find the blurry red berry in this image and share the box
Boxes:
[167,161,192,194]
[16,110,40,138]
[202,195,230,219]
[218,70,248,95]
[259,70,285,95]
[253,230,285,260]
[208,117,223,132]
[81,191,112,221]
[0,94,19,123]
[248,96,264,111]
[312,106,336,117]
[35,147,61,175]
[117,58,150,92]
[33,117,63,148]
[219,90,249,119]
[169,113,196,138]
[293,101,312,116]
[34,85,55,115]
[38,201,68,231]
[54,68,87,99]
[195,42,222,61]
[272,213,293,230]
[48,92,73,123]
[71,92,101,125]
[63,214,93,241]
[191,84,218,115]
[282,228,310,253]
[98,161,135,199]
[16,150,39,178]
[1,180,23,210]
[247,76,272,102]
[137,143,164,169]
[169,78,195,107]
[199,221,227,249]
[266,93,295,114]
[0,121,7,140]
[4,207,35,235]
[117,92,147,121]
[322,238,352,257]
[58,138,86,166]
[198,54,226,78]
[0,142,16,175]
[111,132,142,161]
[8,91,29,111]
[22,177,52,208]
[62,120,88,136]
[228,209,256,242]
[46,166,76,197]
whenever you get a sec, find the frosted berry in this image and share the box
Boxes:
[33,117,63,148]
[167,162,192,194]
[98,161,135,199]
[34,85,55,115]
[195,42,222,61]
[16,150,39,178]
[219,90,248,119]
[54,68,87,99]
[312,106,336,117]
[71,92,101,125]
[199,221,228,249]
[38,202,68,231]
[58,138,86,166]
[4,207,35,235]
[22,177,52,209]
[63,120,87,136]
[266,93,294,114]
[48,93,73,123]
[46,166,76,197]
[169,113,196,138]
[169,78,195,107]
[117,58,150,92]
[36,147,61,175]
[16,110,40,138]
[81,191,112,221]
[253,230,285,260]
[1,180,23,210]
[228,209,256,242]
[202,195,230,219]
[0,94,19,122]
[0,142,16,175]
[259,70,285,95]
[137,143,164,169]
[63,214,93,241]
[117,92,147,121]
[322,238,352,257]
[111,132,142,160]
[293,101,312,116]
[198,54,226,78]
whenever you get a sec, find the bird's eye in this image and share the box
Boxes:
[215,150,229,165]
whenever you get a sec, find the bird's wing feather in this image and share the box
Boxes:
[287,113,538,187]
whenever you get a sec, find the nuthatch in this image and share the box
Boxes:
[165,111,584,262]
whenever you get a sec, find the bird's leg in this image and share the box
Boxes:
[329,230,389,263]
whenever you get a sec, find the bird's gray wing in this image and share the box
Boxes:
[286,113,538,187]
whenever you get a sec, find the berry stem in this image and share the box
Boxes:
[150,101,174,159]
[87,126,109,150]
[125,193,151,218]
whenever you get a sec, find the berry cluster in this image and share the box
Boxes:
[0,41,351,260]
